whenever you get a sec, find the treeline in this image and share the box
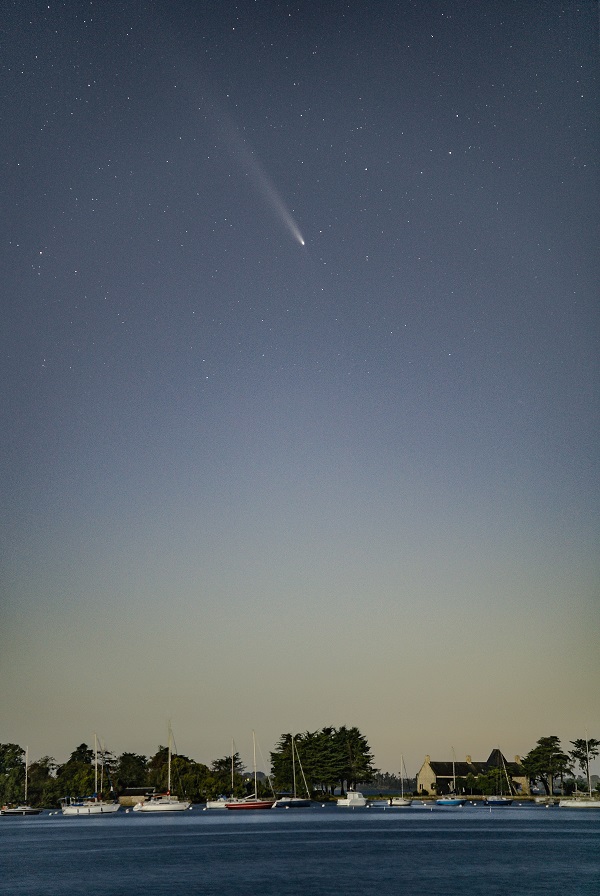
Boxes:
[521,735,599,795]
[0,725,377,808]
[270,726,376,796]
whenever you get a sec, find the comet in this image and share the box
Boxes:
[217,111,305,246]
[240,145,305,246]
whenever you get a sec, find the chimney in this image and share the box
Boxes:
[514,755,520,763]
[466,755,472,763]
[425,754,430,763]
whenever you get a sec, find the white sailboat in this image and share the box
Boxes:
[61,735,120,816]
[389,754,413,807]
[133,726,191,812]
[1,747,42,816]
[559,737,600,808]
[206,739,243,808]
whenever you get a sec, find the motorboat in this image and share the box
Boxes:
[337,791,367,807]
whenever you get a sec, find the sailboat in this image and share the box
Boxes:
[273,735,312,808]
[133,725,191,812]
[61,735,120,815]
[484,750,514,806]
[436,748,466,806]
[206,740,243,808]
[1,747,42,816]
[226,732,274,809]
[389,754,413,807]
[559,737,600,808]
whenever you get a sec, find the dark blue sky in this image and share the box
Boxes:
[2,1,598,771]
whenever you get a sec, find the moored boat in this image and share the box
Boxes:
[132,725,190,813]
[558,737,600,808]
[1,804,41,816]
[483,749,514,806]
[388,754,413,807]
[436,748,466,806]
[272,735,312,808]
[225,795,275,810]
[558,796,600,808]
[61,736,120,816]
[1,747,41,816]
[337,790,367,807]
[225,732,274,810]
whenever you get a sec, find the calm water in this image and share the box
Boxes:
[1,803,598,895]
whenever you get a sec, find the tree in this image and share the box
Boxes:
[66,743,94,765]
[569,738,600,792]
[209,753,245,797]
[522,736,571,795]
[56,743,96,798]
[270,726,376,796]
[114,752,148,789]
[0,743,25,805]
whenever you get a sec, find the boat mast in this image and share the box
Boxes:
[231,738,235,795]
[167,725,172,795]
[252,730,257,798]
[291,735,297,798]
[451,747,456,794]
[586,735,592,798]
[24,746,28,804]
[94,733,98,797]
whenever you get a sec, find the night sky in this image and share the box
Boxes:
[2,0,598,775]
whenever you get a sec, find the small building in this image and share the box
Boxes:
[118,787,154,807]
[416,749,529,795]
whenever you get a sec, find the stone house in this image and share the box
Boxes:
[416,749,529,795]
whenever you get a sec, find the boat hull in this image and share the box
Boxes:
[1,805,42,816]
[133,797,191,812]
[388,798,413,807]
[337,792,367,807]
[61,801,120,816]
[225,799,274,810]
[272,798,312,808]
[484,797,513,806]
[558,798,600,808]
[436,798,466,806]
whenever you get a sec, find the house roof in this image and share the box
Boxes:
[426,751,525,777]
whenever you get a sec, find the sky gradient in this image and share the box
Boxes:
[1,0,599,777]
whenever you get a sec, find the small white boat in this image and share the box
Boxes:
[337,791,367,807]
[559,737,600,808]
[558,796,600,808]
[133,792,191,812]
[61,796,120,816]
[388,754,413,807]
[1,804,42,816]
[1,747,42,816]
[133,726,190,813]
[61,736,120,816]
[205,797,230,809]
[206,741,244,808]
